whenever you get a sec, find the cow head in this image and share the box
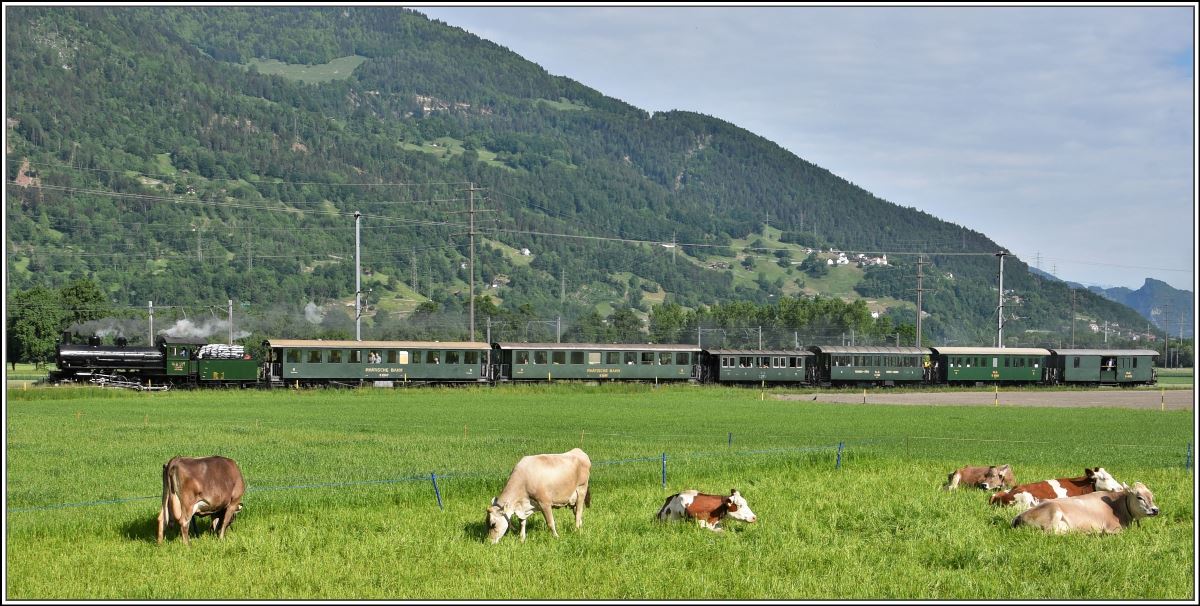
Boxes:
[1086,467,1122,492]
[1121,482,1160,520]
[980,465,1013,490]
[485,497,510,544]
[724,489,757,523]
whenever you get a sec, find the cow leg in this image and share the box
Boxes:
[518,517,528,543]
[540,502,559,538]
[178,497,197,546]
[574,499,584,530]
[216,498,241,539]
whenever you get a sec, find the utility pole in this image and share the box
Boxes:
[228,299,233,345]
[1103,320,1108,344]
[1070,290,1076,348]
[995,251,1008,348]
[758,326,762,350]
[148,301,154,345]
[354,211,362,341]
[461,183,485,342]
[411,248,418,296]
[915,255,928,347]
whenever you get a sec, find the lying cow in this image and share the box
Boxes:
[486,448,591,544]
[657,488,757,531]
[990,467,1121,510]
[1012,482,1159,534]
[157,455,245,545]
[944,464,1015,491]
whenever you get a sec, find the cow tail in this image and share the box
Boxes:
[160,462,170,524]
[584,485,591,508]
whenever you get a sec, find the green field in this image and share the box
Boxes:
[1156,367,1195,387]
[244,55,367,83]
[5,385,1194,599]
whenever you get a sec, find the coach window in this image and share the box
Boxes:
[447,351,461,365]
[465,351,479,365]
[393,351,405,364]
[588,352,602,365]
[286,349,300,363]
[641,352,655,365]
[1132,358,1138,368]
[551,351,565,365]
[424,351,439,364]
[516,351,530,365]
[625,352,637,365]
[307,350,322,363]
[676,352,690,365]
[607,352,621,365]
[534,351,548,365]
[571,352,584,365]
[659,352,672,365]
[349,350,361,364]
[329,350,343,364]
[1073,357,1080,368]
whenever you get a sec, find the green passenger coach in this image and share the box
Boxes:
[264,339,493,386]
[931,347,1051,384]
[808,346,932,386]
[494,343,699,382]
[705,349,813,384]
[1050,349,1158,385]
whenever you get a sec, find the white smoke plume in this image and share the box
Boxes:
[160,318,248,341]
[304,302,325,324]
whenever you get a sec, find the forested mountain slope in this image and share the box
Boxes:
[5,6,1152,348]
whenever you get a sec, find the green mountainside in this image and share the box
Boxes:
[5,6,1156,349]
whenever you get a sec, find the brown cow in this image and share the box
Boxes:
[157,455,246,545]
[943,465,1016,491]
[1012,482,1159,534]
[990,467,1121,510]
[486,448,591,544]
[657,489,757,531]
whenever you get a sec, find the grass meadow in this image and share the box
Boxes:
[5,384,1195,600]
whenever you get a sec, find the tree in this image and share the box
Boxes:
[608,307,644,343]
[59,278,110,333]
[8,286,66,368]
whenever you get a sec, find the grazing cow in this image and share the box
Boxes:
[1012,482,1159,534]
[657,489,758,531]
[486,448,591,544]
[157,456,246,545]
[989,467,1121,510]
[943,465,1016,491]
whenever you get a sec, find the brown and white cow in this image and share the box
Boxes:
[989,467,1121,510]
[486,448,591,544]
[656,488,758,531]
[1012,482,1159,534]
[943,464,1016,491]
[157,455,246,545]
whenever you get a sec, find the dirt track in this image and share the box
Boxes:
[776,389,1195,411]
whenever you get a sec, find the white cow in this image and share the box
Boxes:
[1012,482,1159,534]
[486,448,591,544]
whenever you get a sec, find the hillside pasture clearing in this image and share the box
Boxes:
[5,385,1194,600]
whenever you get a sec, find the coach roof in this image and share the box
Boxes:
[1050,349,1160,357]
[808,346,932,355]
[494,342,699,352]
[266,339,492,350]
[706,349,813,357]
[931,347,1051,356]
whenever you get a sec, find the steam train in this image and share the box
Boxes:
[46,334,1159,390]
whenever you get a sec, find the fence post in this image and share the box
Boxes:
[661,452,667,489]
[431,472,443,511]
[728,432,732,448]
[994,384,999,407]
[836,441,845,469]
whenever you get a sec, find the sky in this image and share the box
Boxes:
[417,5,1197,293]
